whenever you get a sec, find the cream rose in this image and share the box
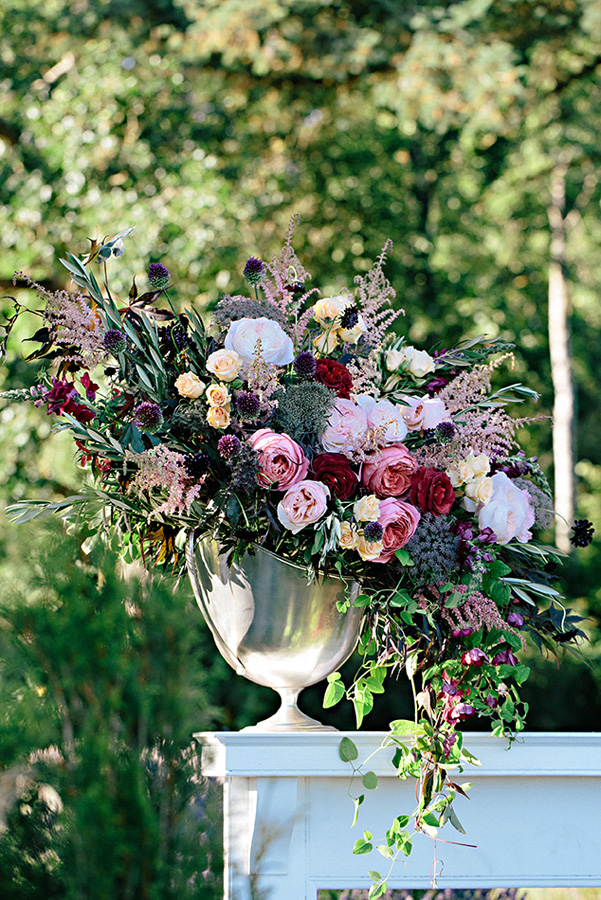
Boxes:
[385,346,435,378]
[313,296,348,326]
[206,383,231,407]
[464,451,490,480]
[356,534,384,562]
[206,348,242,383]
[313,329,340,354]
[174,371,205,399]
[463,475,494,511]
[206,405,231,429]
[353,494,381,522]
[339,521,358,549]
[277,480,331,534]
[338,314,367,344]
[225,317,295,366]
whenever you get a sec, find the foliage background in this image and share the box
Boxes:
[1,0,601,893]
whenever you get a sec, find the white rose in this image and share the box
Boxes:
[464,451,490,480]
[225,317,294,366]
[477,472,535,544]
[353,494,381,522]
[356,394,408,444]
[385,348,407,372]
[385,346,435,378]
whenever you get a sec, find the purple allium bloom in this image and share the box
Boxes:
[570,519,595,547]
[217,434,241,459]
[492,648,518,666]
[339,304,359,330]
[148,262,171,289]
[461,647,488,667]
[235,391,261,420]
[363,521,384,543]
[133,401,163,433]
[507,612,524,628]
[436,421,456,444]
[103,328,128,354]
[243,256,265,286]
[293,350,317,379]
[184,451,209,479]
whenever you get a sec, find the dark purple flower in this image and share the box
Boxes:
[363,521,384,542]
[80,372,98,401]
[443,731,458,759]
[461,648,488,667]
[217,434,241,459]
[436,421,456,444]
[477,527,497,544]
[484,695,499,708]
[452,627,475,638]
[507,612,524,628]
[184,452,209,479]
[235,392,261,421]
[570,519,595,548]
[454,702,475,721]
[339,304,359,330]
[148,262,170,289]
[243,256,265,286]
[133,401,163,433]
[103,328,128,354]
[284,281,305,295]
[293,351,317,379]
[492,648,518,666]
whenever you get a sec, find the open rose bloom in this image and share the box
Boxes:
[4,220,587,863]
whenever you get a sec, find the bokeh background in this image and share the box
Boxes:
[1,1,601,896]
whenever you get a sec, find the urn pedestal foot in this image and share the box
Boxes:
[241,687,337,733]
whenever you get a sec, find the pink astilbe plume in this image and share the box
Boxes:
[441,585,525,647]
[15,272,106,369]
[353,240,403,347]
[262,214,319,342]
[128,445,203,520]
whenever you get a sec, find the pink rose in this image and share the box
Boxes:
[321,398,369,458]
[477,472,535,544]
[277,480,331,534]
[361,444,418,498]
[373,497,421,563]
[249,428,309,490]
[401,396,448,432]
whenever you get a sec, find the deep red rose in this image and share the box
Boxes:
[314,359,353,399]
[410,466,455,516]
[311,452,358,500]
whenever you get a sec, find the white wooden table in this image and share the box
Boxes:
[197,731,601,900]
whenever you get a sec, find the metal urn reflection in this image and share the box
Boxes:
[186,534,363,731]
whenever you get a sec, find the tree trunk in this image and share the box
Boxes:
[547,161,574,552]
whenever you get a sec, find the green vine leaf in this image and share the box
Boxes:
[339,736,359,762]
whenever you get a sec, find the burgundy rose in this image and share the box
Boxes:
[410,466,456,516]
[311,452,358,500]
[315,359,353,399]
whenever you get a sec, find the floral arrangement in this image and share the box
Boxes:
[2,217,593,897]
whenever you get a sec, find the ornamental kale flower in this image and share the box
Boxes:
[570,519,595,547]
[133,401,163,434]
[103,328,128,355]
[243,256,265,286]
[148,262,171,289]
[293,351,317,379]
[235,391,261,421]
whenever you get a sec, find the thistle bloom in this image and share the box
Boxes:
[148,262,170,289]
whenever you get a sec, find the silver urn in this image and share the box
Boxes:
[186,534,363,732]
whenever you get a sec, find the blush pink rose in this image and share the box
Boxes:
[361,444,418,498]
[321,398,369,458]
[401,396,448,432]
[277,480,331,534]
[249,428,309,490]
[373,497,421,563]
